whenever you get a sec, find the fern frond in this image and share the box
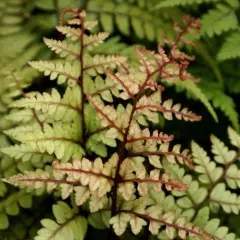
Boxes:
[11,88,81,122]
[225,164,240,189]
[211,135,236,165]
[163,160,208,212]
[201,4,238,37]
[210,183,240,214]
[84,54,127,75]
[192,141,223,184]
[110,198,212,239]
[85,74,119,102]
[154,0,219,9]
[163,79,218,122]
[136,97,202,122]
[86,1,177,42]
[190,129,240,214]
[0,190,32,230]
[130,141,193,168]
[200,82,238,130]
[36,201,87,240]
[4,122,85,161]
[218,31,240,61]
[84,32,110,49]
[194,207,240,240]
[5,155,117,202]
[1,144,54,163]
[29,60,80,86]
[56,26,81,41]
[0,0,25,35]
[43,38,80,60]
[228,126,240,148]
[5,109,46,123]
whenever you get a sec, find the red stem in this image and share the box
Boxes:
[119,210,212,239]
[120,178,188,190]
[53,165,114,181]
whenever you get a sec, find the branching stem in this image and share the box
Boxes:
[111,18,199,218]
[192,148,240,219]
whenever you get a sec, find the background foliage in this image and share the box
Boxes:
[0,0,240,239]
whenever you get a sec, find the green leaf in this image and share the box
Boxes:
[70,216,88,240]
[218,31,240,61]
[88,212,107,230]
[35,0,76,10]
[201,4,238,37]
[18,194,32,209]
[115,4,130,35]
[5,202,19,216]
[194,207,210,228]
[0,212,9,230]
[100,2,114,32]
[228,127,240,148]
[53,201,73,224]
[154,0,219,9]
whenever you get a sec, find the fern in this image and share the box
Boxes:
[85,0,181,42]
[0,190,32,230]
[35,201,87,240]
[199,81,239,130]
[201,4,238,37]
[217,31,240,61]
[154,0,219,9]
[1,9,220,239]
[162,79,218,122]
[1,4,240,240]
[168,127,240,215]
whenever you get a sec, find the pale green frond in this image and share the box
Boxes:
[228,127,240,148]
[84,54,127,76]
[5,109,46,123]
[84,74,120,102]
[84,32,110,50]
[201,4,238,37]
[56,26,81,41]
[163,160,208,215]
[36,201,87,240]
[28,61,80,86]
[4,122,85,161]
[225,164,240,189]
[194,207,240,240]
[210,183,240,214]
[1,144,54,163]
[191,141,223,184]
[210,135,236,165]
[43,38,80,60]
[11,87,82,122]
